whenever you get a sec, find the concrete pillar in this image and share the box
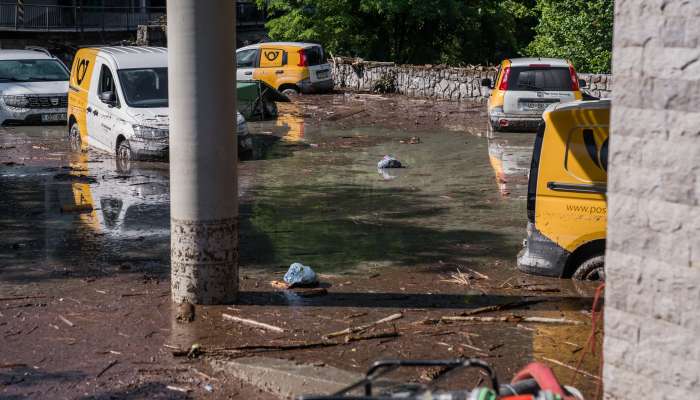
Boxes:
[605,1,700,398]
[168,0,238,304]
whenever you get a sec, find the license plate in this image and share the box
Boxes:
[317,70,329,79]
[522,102,550,111]
[41,113,66,122]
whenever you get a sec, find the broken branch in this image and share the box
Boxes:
[323,313,403,339]
[222,313,285,333]
[441,315,582,325]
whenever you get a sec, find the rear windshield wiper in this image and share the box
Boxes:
[517,83,545,91]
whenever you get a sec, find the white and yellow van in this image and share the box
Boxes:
[68,46,250,161]
[517,99,609,280]
[235,42,332,95]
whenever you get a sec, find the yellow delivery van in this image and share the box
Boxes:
[517,99,610,281]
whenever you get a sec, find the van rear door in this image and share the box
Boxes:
[304,45,331,83]
[503,66,576,116]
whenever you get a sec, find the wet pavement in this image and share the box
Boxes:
[1,94,602,399]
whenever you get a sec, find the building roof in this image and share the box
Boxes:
[508,57,571,67]
[97,46,168,69]
[0,49,55,60]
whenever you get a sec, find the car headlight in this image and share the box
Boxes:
[133,124,168,139]
[3,95,29,108]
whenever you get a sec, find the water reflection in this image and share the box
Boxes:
[486,131,534,198]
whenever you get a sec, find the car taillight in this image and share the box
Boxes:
[297,49,308,67]
[569,65,579,91]
[498,67,510,90]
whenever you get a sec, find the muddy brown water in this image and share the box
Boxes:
[0,94,601,399]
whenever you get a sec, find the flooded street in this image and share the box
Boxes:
[1,94,601,399]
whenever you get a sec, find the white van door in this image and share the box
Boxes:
[87,61,119,153]
[236,48,258,80]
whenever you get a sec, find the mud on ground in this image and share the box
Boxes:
[0,92,602,399]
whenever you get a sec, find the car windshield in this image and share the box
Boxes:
[0,59,68,82]
[117,67,168,108]
[509,66,573,91]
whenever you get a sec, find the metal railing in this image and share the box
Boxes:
[0,3,265,32]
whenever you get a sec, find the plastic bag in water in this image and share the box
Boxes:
[283,263,318,287]
[377,155,403,169]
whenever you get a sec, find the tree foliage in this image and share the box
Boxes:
[524,0,613,73]
[255,0,613,72]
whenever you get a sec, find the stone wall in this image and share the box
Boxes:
[604,1,700,399]
[331,62,612,100]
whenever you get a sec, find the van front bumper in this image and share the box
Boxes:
[300,79,334,94]
[489,111,542,132]
[517,222,570,277]
[131,138,169,161]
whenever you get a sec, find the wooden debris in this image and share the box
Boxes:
[0,295,49,302]
[58,315,74,327]
[328,108,366,121]
[440,315,582,325]
[459,299,544,317]
[542,357,600,381]
[222,313,285,333]
[166,385,189,393]
[324,313,403,339]
[345,329,399,343]
[96,360,118,378]
[270,280,289,289]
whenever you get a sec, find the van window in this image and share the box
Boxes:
[509,67,573,91]
[304,46,326,66]
[117,68,168,108]
[236,49,258,68]
[99,65,116,95]
[565,128,608,184]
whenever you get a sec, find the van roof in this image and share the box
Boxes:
[90,46,167,69]
[0,49,55,60]
[237,42,321,51]
[508,57,571,67]
[549,99,611,113]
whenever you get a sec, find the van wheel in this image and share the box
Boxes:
[572,255,605,281]
[281,87,299,96]
[116,140,132,173]
[69,123,82,152]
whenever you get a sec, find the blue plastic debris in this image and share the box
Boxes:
[283,263,318,287]
[377,155,403,169]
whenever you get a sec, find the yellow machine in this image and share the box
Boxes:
[517,100,609,280]
[235,42,333,95]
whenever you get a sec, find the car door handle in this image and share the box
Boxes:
[244,71,252,75]
[275,70,284,74]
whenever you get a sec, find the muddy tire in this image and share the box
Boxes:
[69,123,82,152]
[116,139,132,173]
[281,87,299,96]
[572,255,605,281]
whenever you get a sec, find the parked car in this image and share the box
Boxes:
[235,42,333,96]
[67,46,250,160]
[517,99,610,281]
[482,58,586,132]
[0,47,69,125]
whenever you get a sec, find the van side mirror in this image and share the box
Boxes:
[481,78,492,88]
[578,79,587,88]
[100,91,116,106]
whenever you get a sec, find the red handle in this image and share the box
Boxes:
[511,362,570,398]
